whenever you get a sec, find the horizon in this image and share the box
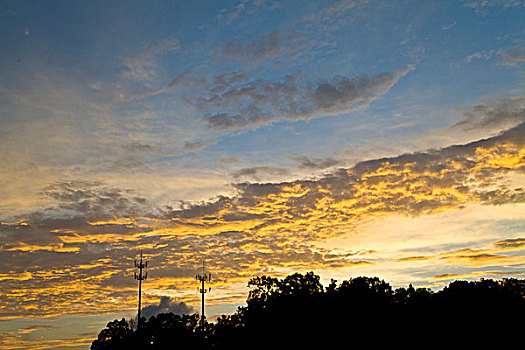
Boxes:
[1,1,524,349]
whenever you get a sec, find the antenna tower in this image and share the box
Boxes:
[196,260,211,320]
[134,251,148,328]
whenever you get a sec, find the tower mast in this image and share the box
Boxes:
[196,260,211,321]
[134,251,148,328]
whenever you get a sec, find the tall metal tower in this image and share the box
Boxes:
[134,251,148,328]
[195,260,211,320]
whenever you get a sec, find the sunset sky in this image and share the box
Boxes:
[1,0,524,349]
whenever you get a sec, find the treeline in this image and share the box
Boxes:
[91,272,525,349]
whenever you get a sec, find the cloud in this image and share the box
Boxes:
[122,141,155,153]
[169,121,525,232]
[134,71,193,99]
[221,31,284,62]
[498,47,525,66]
[40,181,153,220]
[289,155,345,170]
[493,237,525,249]
[396,256,432,263]
[301,0,370,31]
[140,296,194,320]
[0,328,92,350]
[182,140,207,153]
[397,236,525,268]
[114,157,144,169]
[231,166,290,180]
[463,0,523,14]
[466,50,496,63]
[438,251,507,264]
[194,65,414,131]
[7,325,55,335]
[431,269,525,281]
[216,29,327,64]
[121,38,180,83]
[138,65,414,135]
[441,20,457,30]
[217,0,281,23]
[218,157,241,164]
[452,95,525,131]
[215,1,372,64]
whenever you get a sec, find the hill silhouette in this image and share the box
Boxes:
[91,272,524,349]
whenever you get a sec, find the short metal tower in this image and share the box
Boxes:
[134,251,148,328]
[196,260,211,320]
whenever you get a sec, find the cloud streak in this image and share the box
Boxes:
[193,65,414,131]
[289,155,346,170]
[452,94,525,131]
[121,38,180,83]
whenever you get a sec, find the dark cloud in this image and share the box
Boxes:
[122,141,155,153]
[141,297,194,320]
[452,95,525,131]
[114,157,144,169]
[493,238,525,249]
[40,181,153,220]
[289,155,344,170]
[231,166,290,180]
[475,188,525,205]
[194,66,414,131]
[440,253,506,262]
[182,140,207,153]
[218,157,241,164]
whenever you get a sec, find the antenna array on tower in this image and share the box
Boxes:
[196,260,211,321]
[134,251,148,328]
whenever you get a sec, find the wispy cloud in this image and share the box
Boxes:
[121,141,156,153]
[215,29,331,64]
[121,38,180,83]
[463,0,523,15]
[498,47,525,66]
[217,0,281,24]
[452,94,525,131]
[466,50,496,63]
[398,237,525,268]
[183,140,208,153]
[288,155,346,170]
[215,0,371,64]
[40,180,153,220]
[231,166,290,180]
[191,65,414,131]
[218,157,241,165]
[219,31,285,62]
[441,20,457,30]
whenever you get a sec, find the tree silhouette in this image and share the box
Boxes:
[91,319,133,350]
[92,273,525,349]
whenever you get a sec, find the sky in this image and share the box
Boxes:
[0,0,524,348]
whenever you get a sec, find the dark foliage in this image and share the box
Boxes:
[92,273,525,349]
